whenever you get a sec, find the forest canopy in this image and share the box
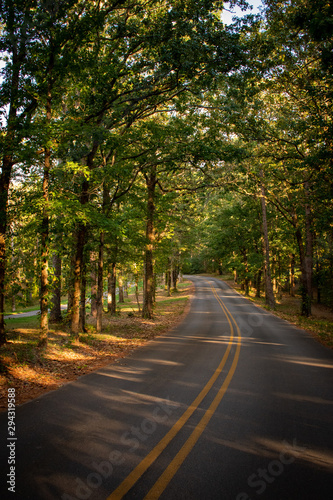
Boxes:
[0,0,332,346]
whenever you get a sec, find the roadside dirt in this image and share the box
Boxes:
[0,282,193,412]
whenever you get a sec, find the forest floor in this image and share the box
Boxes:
[0,281,194,413]
[206,274,333,350]
[1,276,331,413]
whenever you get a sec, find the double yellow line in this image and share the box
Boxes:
[108,281,241,500]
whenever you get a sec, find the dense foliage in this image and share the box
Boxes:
[0,0,332,346]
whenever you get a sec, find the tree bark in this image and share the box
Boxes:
[79,259,87,333]
[109,261,117,315]
[96,231,104,333]
[295,227,312,316]
[304,181,313,307]
[39,80,53,346]
[166,259,171,297]
[142,167,157,319]
[255,270,262,298]
[70,173,90,336]
[289,254,295,297]
[50,252,62,323]
[172,265,179,292]
[242,249,250,296]
[135,273,141,312]
[90,252,98,318]
[291,200,312,316]
[0,26,24,344]
[118,273,124,303]
[71,223,86,337]
[260,173,276,309]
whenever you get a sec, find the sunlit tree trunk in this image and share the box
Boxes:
[71,166,90,336]
[39,80,53,346]
[79,260,87,333]
[118,272,124,303]
[304,181,313,311]
[260,173,276,309]
[50,251,62,323]
[90,252,98,318]
[166,259,171,297]
[0,21,24,344]
[289,254,295,297]
[135,273,141,312]
[142,166,157,319]
[96,231,104,332]
[71,223,86,337]
[109,261,117,315]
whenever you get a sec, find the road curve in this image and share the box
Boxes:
[0,276,332,500]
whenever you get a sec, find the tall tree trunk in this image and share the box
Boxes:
[50,252,62,323]
[304,181,313,307]
[70,136,99,334]
[242,249,250,296]
[142,167,156,319]
[109,262,117,315]
[172,265,179,292]
[107,265,112,313]
[39,149,50,345]
[71,223,86,337]
[96,231,104,333]
[90,251,98,318]
[118,273,124,303]
[295,227,311,316]
[39,82,52,346]
[79,260,87,333]
[135,273,141,313]
[67,239,76,316]
[289,254,295,297]
[255,270,262,298]
[260,174,276,309]
[291,198,312,317]
[0,156,12,344]
[166,259,171,297]
[71,175,89,337]
[0,35,22,344]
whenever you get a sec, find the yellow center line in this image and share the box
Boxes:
[107,281,239,500]
[144,284,241,498]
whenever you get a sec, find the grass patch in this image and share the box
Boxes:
[0,280,193,411]
[5,316,40,329]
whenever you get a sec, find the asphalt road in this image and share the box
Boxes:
[4,304,67,320]
[0,276,332,500]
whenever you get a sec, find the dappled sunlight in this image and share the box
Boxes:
[98,370,149,381]
[45,346,95,363]
[211,436,278,459]
[138,358,183,366]
[9,365,61,387]
[243,338,285,346]
[254,437,333,471]
[273,392,333,406]
[185,334,231,344]
[276,356,333,370]
[116,390,180,409]
[211,434,333,471]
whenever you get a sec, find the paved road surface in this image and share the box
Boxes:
[4,304,67,320]
[0,276,332,499]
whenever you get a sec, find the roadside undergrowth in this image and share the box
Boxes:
[0,281,193,412]
[205,274,333,349]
